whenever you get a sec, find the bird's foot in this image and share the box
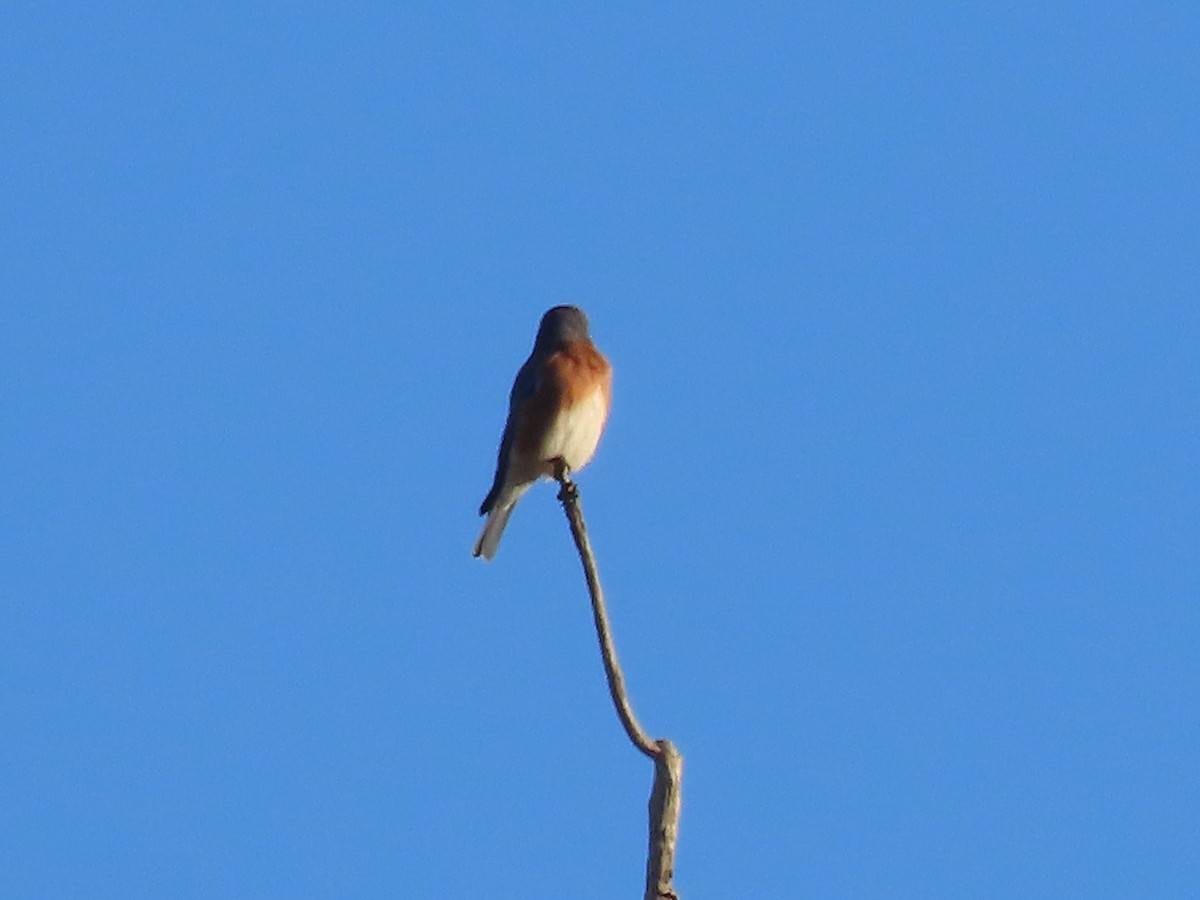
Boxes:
[553,458,577,500]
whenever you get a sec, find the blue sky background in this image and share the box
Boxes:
[3,3,1198,897]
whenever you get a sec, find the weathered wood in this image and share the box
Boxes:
[555,466,683,899]
[644,740,683,900]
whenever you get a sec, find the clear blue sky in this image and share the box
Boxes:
[3,4,1197,897]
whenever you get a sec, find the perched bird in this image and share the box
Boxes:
[473,306,612,560]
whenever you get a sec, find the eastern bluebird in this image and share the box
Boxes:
[473,306,612,560]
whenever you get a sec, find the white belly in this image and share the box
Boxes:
[540,386,608,472]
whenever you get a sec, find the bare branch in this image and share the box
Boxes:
[645,740,683,900]
[554,464,683,899]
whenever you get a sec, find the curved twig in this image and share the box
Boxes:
[554,464,683,900]
[555,474,657,757]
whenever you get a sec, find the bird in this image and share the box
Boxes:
[473,305,612,560]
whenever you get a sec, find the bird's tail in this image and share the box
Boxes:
[472,486,529,560]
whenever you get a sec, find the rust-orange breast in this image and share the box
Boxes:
[514,339,611,471]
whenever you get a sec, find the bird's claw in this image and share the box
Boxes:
[553,458,577,500]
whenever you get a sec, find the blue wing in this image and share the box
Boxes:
[479,352,542,514]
